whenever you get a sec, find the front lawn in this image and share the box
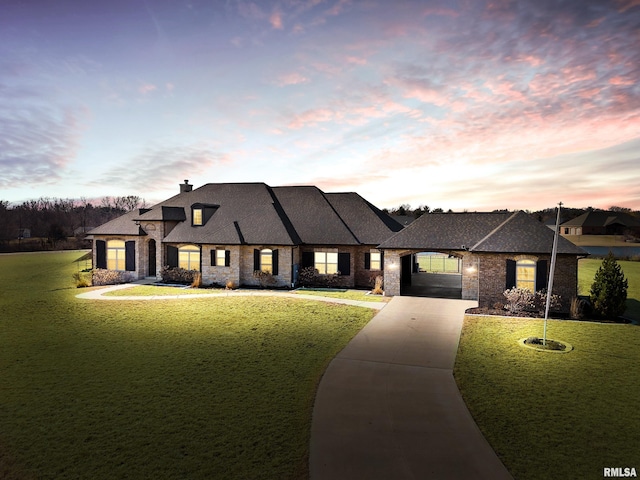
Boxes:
[0,252,375,480]
[455,316,640,480]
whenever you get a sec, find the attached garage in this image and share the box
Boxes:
[378,211,587,312]
[399,252,462,298]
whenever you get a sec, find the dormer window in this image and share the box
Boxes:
[191,203,218,226]
[193,207,203,226]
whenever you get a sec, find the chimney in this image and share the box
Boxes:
[180,179,193,193]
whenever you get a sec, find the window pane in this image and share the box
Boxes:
[370,252,381,270]
[261,249,272,273]
[217,250,226,265]
[193,208,203,225]
[516,260,535,291]
[179,246,200,270]
[107,240,125,271]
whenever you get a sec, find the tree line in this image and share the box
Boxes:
[383,204,639,224]
[0,196,145,252]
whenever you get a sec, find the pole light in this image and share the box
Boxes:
[543,202,562,346]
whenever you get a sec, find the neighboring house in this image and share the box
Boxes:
[560,211,640,236]
[88,182,403,289]
[378,211,587,310]
[89,182,587,311]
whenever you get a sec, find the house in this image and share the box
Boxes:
[88,181,403,289]
[89,182,587,311]
[378,211,587,310]
[560,211,640,236]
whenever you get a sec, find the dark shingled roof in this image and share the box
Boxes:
[324,193,403,244]
[561,211,640,228]
[378,211,587,255]
[271,186,358,245]
[88,210,142,236]
[90,182,402,246]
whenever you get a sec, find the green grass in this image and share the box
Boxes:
[416,253,460,273]
[0,252,375,480]
[104,285,216,296]
[104,286,389,302]
[293,289,388,302]
[579,258,640,320]
[455,316,640,480]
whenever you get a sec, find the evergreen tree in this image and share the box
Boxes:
[590,252,628,319]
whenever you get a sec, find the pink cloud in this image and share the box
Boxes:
[609,76,635,86]
[275,72,310,86]
[288,108,335,129]
[270,10,283,29]
[139,83,157,95]
[345,56,367,66]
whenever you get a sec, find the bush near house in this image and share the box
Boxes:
[160,266,198,285]
[502,288,562,315]
[92,269,133,286]
[298,266,342,288]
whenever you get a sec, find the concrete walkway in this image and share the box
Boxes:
[310,296,513,480]
[75,282,386,310]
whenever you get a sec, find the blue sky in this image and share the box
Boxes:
[1,0,639,211]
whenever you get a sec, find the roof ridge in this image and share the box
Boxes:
[470,211,519,251]
[266,186,302,244]
[318,190,361,244]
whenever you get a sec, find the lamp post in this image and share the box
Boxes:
[543,202,562,346]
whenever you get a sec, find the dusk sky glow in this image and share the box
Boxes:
[2,0,639,211]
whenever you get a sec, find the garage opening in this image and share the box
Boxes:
[400,252,462,298]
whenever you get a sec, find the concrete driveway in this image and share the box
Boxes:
[309,296,513,480]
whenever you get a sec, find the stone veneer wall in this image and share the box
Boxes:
[239,245,293,288]
[200,245,242,287]
[298,245,382,289]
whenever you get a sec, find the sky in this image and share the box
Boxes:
[1,0,639,212]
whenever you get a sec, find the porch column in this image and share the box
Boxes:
[461,252,479,301]
[383,250,402,296]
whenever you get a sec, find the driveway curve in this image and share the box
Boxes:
[310,296,513,480]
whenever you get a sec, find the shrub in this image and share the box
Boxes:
[191,271,203,288]
[590,252,628,319]
[225,280,237,290]
[253,270,277,288]
[570,297,590,320]
[72,271,92,288]
[92,269,133,286]
[503,287,535,313]
[160,266,198,285]
[371,275,384,295]
[533,289,562,314]
[297,266,341,288]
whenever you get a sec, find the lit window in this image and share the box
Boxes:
[315,251,338,274]
[370,251,381,270]
[179,245,200,271]
[216,249,226,266]
[516,260,536,291]
[107,240,126,271]
[193,208,203,226]
[260,248,273,273]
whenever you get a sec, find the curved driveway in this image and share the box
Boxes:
[310,296,513,480]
